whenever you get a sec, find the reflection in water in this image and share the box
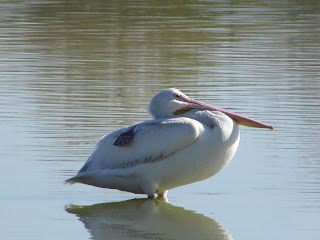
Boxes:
[1,0,320,239]
[66,199,232,240]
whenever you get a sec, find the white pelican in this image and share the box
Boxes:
[66,88,274,198]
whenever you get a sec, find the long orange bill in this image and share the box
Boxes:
[177,96,274,130]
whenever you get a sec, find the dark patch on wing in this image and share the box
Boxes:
[113,126,135,146]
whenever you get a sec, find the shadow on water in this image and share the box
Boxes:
[66,198,232,240]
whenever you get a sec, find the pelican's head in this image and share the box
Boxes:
[148,88,190,119]
[148,88,274,130]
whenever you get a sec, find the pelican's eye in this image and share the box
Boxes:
[174,93,181,100]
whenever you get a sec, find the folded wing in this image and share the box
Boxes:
[76,117,202,173]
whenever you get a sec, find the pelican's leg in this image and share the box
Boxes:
[141,181,156,199]
[158,190,168,198]
[147,194,155,199]
[157,190,168,202]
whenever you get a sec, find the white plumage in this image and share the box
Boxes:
[66,88,273,198]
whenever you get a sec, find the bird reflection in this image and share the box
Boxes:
[66,198,232,240]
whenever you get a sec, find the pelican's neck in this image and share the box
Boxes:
[182,110,239,142]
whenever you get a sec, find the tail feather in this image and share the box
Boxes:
[64,168,142,194]
[65,172,96,185]
[65,176,79,184]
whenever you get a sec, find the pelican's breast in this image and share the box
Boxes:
[139,112,240,192]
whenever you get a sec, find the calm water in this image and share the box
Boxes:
[1,0,320,239]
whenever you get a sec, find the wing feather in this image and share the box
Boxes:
[78,117,202,172]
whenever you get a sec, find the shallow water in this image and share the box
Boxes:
[0,1,320,239]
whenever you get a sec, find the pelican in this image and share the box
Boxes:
[66,88,274,198]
